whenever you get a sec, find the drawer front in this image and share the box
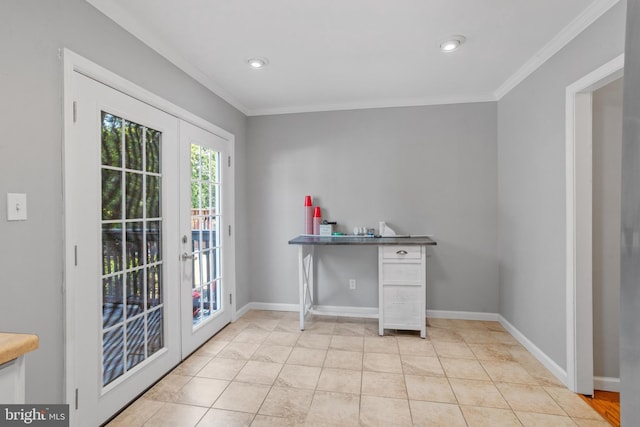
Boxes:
[382,245,422,260]
[382,285,423,327]
[382,262,423,284]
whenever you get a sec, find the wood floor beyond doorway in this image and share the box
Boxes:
[579,390,620,426]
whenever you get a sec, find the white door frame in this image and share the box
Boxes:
[565,53,623,394]
[63,49,236,426]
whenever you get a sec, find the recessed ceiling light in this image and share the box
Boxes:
[247,57,269,69]
[440,36,466,53]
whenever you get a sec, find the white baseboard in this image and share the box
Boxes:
[237,304,500,322]
[239,302,378,318]
[238,303,584,390]
[594,376,620,392]
[248,302,299,312]
[499,315,568,386]
[427,310,500,321]
[234,302,254,319]
[310,305,378,318]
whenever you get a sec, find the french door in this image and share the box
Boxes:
[66,67,235,426]
[67,72,181,426]
[179,121,233,357]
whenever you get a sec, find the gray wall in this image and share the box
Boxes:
[621,0,640,421]
[0,0,631,410]
[592,78,622,381]
[247,104,499,314]
[0,0,248,404]
[497,2,626,369]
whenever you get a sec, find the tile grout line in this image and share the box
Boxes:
[442,335,479,427]
[114,312,608,426]
[396,334,414,426]
[469,327,522,424]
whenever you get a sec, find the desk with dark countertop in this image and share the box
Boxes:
[289,235,437,337]
[288,235,436,246]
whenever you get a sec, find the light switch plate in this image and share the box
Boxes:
[7,193,27,221]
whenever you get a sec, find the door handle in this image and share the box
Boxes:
[182,252,195,261]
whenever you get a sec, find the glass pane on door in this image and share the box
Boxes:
[101,111,164,387]
[190,144,222,327]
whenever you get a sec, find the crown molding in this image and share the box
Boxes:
[86,0,250,115]
[88,0,619,116]
[246,93,497,116]
[494,0,621,100]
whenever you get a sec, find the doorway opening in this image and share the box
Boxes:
[565,54,623,399]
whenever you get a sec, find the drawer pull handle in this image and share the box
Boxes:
[396,250,408,255]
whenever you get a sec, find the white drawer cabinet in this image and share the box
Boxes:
[289,235,436,334]
[0,333,39,404]
[0,357,26,403]
[378,245,426,338]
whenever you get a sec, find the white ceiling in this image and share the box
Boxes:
[87,0,618,116]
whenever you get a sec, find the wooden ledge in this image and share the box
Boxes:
[0,333,39,365]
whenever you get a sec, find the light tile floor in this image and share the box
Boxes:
[106,310,610,426]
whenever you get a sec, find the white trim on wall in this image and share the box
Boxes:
[89,0,619,116]
[427,310,499,321]
[235,303,501,322]
[238,302,377,318]
[565,53,624,394]
[86,0,249,115]
[495,0,621,100]
[499,315,568,385]
[594,376,621,393]
[64,50,236,142]
[234,304,567,386]
[248,94,496,117]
